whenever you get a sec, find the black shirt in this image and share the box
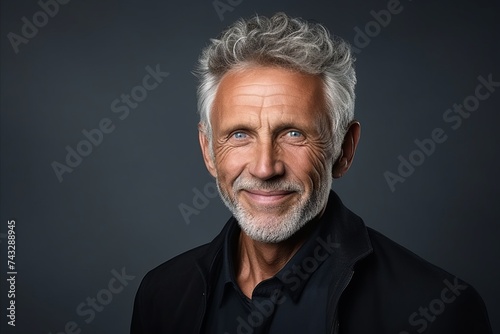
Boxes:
[204,201,351,334]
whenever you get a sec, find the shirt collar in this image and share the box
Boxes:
[222,221,239,287]
[274,218,326,302]
[219,222,246,306]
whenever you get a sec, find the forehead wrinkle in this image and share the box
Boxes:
[231,83,306,90]
[230,93,303,98]
[227,103,287,133]
[230,82,309,98]
[224,93,316,132]
[228,95,305,109]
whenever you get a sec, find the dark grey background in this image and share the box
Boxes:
[1,0,499,333]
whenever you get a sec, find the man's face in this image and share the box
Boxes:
[200,66,335,243]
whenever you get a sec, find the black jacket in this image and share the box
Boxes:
[131,192,492,333]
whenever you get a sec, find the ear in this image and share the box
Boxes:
[198,123,217,178]
[332,121,361,178]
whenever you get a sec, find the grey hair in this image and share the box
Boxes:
[195,12,356,160]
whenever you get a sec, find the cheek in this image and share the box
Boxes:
[306,129,335,178]
[213,144,248,183]
[283,145,332,187]
[309,147,333,175]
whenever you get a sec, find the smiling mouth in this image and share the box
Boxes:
[241,189,295,205]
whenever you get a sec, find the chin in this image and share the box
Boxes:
[235,207,317,243]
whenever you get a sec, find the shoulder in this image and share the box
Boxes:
[340,227,492,333]
[139,242,212,294]
[363,227,485,301]
[365,227,451,280]
[131,242,219,333]
[348,227,462,307]
[139,218,233,293]
[131,221,230,333]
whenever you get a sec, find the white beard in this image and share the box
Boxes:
[216,173,332,243]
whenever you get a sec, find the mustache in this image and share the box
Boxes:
[233,177,303,193]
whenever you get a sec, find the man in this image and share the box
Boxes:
[131,13,492,333]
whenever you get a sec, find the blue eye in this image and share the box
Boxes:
[288,131,302,137]
[233,132,247,139]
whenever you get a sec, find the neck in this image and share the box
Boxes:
[234,217,320,298]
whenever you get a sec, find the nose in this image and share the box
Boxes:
[248,139,285,180]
